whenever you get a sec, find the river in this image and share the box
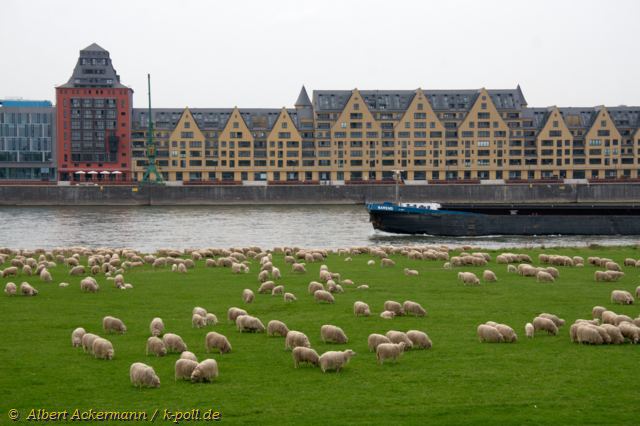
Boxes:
[0,205,637,252]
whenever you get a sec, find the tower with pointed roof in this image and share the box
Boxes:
[55,43,133,182]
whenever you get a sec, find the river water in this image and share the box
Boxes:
[0,205,637,252]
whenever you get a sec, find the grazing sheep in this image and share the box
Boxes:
[592,306,607,320]
[367,260,375,266]
[611,290,634,305]
[507,264,518,274]
[205,331,232,354]
[3,266,18,277]
[601,310,617,325]
[525,323,534,338]
[536,271,555,283]
[383,300,404,316]
[19,282,38,296]
[376,342,405,364]
[205,313,218,325]
[130,362,160,388]
[477,324,504,343]
[402,300,427,317]
[380,258,395,268]
[227,307,248,323]
[146,336,167,357]
[357,284,369,290]
[236,315,265,333]
[545,267,560,278]
[242,288,255,304]
[103,316,127,334]
[482,270,497,282]
[308,281,324,295]
[71,327,86,347]
[258,270,269,283]
[601,324,625,344]
[533,316,558,335]
[177,263,187,274]
[271,285,284,296]
[605,261,621,272]
[292,263,306,273]
[406,330,432,349]
[368,333,392,352]
[321,325,348,344]
[40,269,52,282]
[180,351,198,362]
[495,324,518,343]
[175,359,198,381]
[258,281,275,294]
[192,313,207,328]
[4,282,16,295]
[538,313,565,327]
[147,317,164,337]
[353,301,371,317]
[613,314,633,326]
[285,330,311,350]
[191,359,219,383]
[267,320,289,337]
[404,268,419,276]
[59,282,69,288]
[380,310,395,319]
[292,347,320,368]
[81,333,100,353]
[162,333,188,353]
[92,337,114,360]
[459,271,480,286]
[385,330,413,348]
[80,277,99,293]
[314,289,335,304]
[284,292,297,302]
[618,322,640,343]
[318,349,356,373]
[69,265,85,276]
[575,324,604,345]
[193,307,207,317]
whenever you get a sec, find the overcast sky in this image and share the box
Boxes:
[1,0,639,109]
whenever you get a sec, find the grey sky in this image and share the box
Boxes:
[1,0,639,109]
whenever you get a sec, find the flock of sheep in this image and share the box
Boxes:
[2,244,640,389]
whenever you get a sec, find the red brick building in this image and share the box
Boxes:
[55,43,133,182]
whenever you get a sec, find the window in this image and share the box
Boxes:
[282,122,288,129]
[414,113,426,120]
[184,121,191,129]
[589,139,602,146]
[478,141,490,147]
[233,122,239,129]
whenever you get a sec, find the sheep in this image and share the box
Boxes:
[267,320,289,337]
[538,313,565,327]
[525,323,534,338]
[292,263,306,273]
[368,333,392,352]
[271,285,284,296]
[380,310,395,319]
[150,317,164,337]
[258,270,269,283]
[40,269,52,282]
[477,324,504,343]
[236,315,266,333]
[205,331,232,354]
[69,265,85,276]
[80,277,99,293]
[192,313,207,328]
[624,257,637,267]
[320,324,348,344]
[162,333,187,353]
[92,337,114,360]
[180,351,198,362]
[308,281,324,295]
[192,307,207,317]
[318,349,356,373]
[507,264,518,274]
[81,333,100,353]
[605,261,621,272]
[404,268,419,276]
[533,316,558,335]
[606,271,625,281]
[406,330,432,349]
[284,255,295,264]
[383,300,404,316]
[601,310,617,325]
[19,282,38,296]
[357,284,369,290]
[103,316,127,334]
[4,282,16,296]
[545,267,560,278]
[495,324,518,343]
[482,270,497,282]
[71,327,86,347]
[59,282,69,288]
[367,260,375,266]
[177,263,187,274]
[353,301,371,317]
[284,292,297,302]
[459,271,480,286]
[385,330,413,348]
[536,271,555,283]
[380,258,396,268]
[258,281,275,294]
[292,347,320,368]
[592,306,607,320]
[191,359,220,383]
[611,290,634,305]
[376,342,405,364]
[614,314,633,326]
[146,336,167,357]
[285,330,311,350]
[314,289,335,304]
[130,362,160,388]
[205,313,218,325]
[576,324,604,345]
[601,324,625,344]
[227,307,248,323]
[618,322,640,343]
[175,359,198,381]
[402,300,427,317]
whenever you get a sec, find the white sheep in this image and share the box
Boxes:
[318,349,356,373]
[180,351,198,362]
[406,330,432,349]
[92,337,114,360]
[495,324,518,343]
[192,313,207,328]
[314,289,335,304]
[380,310,395,319]
[538,313,565,327]
[292,347,320,368]
[191,359,219,383]
[174,358,198,381]
[353,301,371,317]
[592,306,607,320]
[71,327,86,347]
[149,317,164,337]
[533,316,558,335]
[258,270,269,283]
[618,322,640,343]
[40,269,52,282]
[285,330,311,350]
[292,263,306,273]
[376,342,405,364]
[80,277,99,293]
[130,362,160,388]
[368,333,392,351]
[103,316,126,334]
[81,333,100,353]
[458,272,480,286]
[271,285,284,296]
[380,258,395,267]
[536,271,555,283]
[525,323,534,338]
[19,282,38,296]
[385,330,413,348]
[482,270,497,282]
[601,324,625,344]
[58,282,69,288]
[258,281,275,294]
[227,307,248,323]
[146,336,167,356]
[193,306,207,317]
[477,324,504,343]
[507,264,517,273]
[267,320,289,337]
[357,284,369,290]
[404,268,419,276]
[402,300,426,317]
[611,290,634,305]
[206,313,218,325]
[236,315,265,333]
[321,324,348,344]
[69,265,85,276]
[576,324,604,345]
[4,282,17,296]
[162,333,188,353]
[308,281,324,294]
[367,260,375,266]
[205,332,232,354]
[284,292,297,302]
[383,300,404,316]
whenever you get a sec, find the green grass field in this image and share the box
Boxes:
[1,246,640,425]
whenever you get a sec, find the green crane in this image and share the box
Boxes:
[141,73,164,184]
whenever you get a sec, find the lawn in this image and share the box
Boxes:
[1,245,639,425]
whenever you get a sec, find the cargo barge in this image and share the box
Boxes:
[367,202,640,236]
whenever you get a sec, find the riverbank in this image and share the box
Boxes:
[1,182,640,206]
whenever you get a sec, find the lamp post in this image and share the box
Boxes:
[392,169,404,204]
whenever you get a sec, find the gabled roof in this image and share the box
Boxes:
[57,43,128,89]
[82,43,107,52]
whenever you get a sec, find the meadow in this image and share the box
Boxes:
[1,245,639,425]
